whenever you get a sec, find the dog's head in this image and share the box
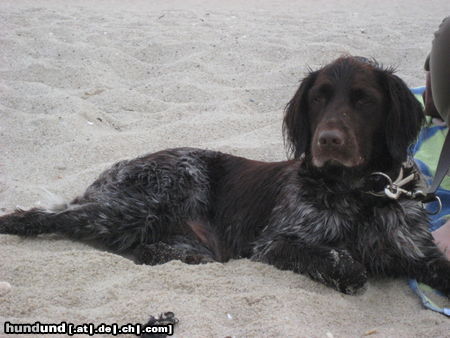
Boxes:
[283,56,424,177]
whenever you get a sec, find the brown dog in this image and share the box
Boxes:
[2,56,449,296]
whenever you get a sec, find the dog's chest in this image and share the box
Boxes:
[305,196,362,241]
[274,179,428,247]
[353,199,430,263]
[275,192,362,243]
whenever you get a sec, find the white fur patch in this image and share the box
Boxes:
[37,187,68,212]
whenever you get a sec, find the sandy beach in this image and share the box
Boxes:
[1,0,450,336]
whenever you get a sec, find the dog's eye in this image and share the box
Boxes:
[311,96,323,104]
[356,98,371,106]
[310,84,332,106]
[352,90,374,107]
[310,94,326,105]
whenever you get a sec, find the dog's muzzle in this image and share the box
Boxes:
[311,126,363,168]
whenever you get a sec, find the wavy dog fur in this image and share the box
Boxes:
[1,56,450,295]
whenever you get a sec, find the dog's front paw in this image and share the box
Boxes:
[308,249,368,295]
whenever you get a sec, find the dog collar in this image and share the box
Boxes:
[363,163,442,215]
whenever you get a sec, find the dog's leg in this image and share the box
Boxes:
[252,237,367,295]
[0,203,165,252]
[383,227,450,296]
[412,256,450,296]
[0,208,59,236]
[0,206,216,264]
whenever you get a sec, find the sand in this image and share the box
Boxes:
[1,0,449,336]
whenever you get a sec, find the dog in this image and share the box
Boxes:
[1,56,450,296]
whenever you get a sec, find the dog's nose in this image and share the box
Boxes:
[318,129,345,147]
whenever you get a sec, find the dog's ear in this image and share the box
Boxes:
[379,70,425,164]
[283,71,318,158]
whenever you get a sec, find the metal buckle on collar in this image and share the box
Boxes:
[368,170,417,200]
[367,171,442,215]
[366,171,394,198]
